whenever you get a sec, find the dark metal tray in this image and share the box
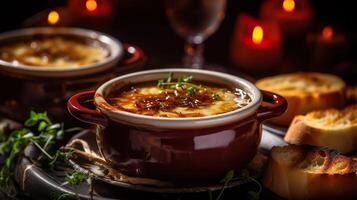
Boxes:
[14,129,286,200]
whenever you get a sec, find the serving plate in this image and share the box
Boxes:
[0,27,123,78]
[14,129,286,199]
[262,122,288,136]
[66,130,262,194]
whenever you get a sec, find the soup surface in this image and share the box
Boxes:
[0,36,109,67]
[107,74,252,118]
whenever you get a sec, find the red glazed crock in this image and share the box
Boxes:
[67,69,287,182]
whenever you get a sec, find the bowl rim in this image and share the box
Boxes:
[0,27,123,77]
[94,68,262,129]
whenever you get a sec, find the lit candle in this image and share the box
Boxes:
[86,0,98,12]
[68,0,113,18]
[310,26,347,45]
[47,10,60,25]
[252,26,264,45]
[67,0,114,29]
[21,7,72,27]
[307,26,348,69]
[230,15,282,72]
[260,0,314,38]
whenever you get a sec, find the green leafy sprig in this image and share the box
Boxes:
[52,170,93,200]
[157,73,223,101]
[0,111,82,198]
[64,171,92,187]
[209,170,262,200]
[212,93,220,101]
[157,73,200,96]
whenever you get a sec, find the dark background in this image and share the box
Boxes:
[0,0,356,31]
[0,1,355,199]
[0,0,356,83]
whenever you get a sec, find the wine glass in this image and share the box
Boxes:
[165,0,226,69]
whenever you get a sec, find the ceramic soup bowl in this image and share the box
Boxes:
[0,27,123,78]
[67,69,287,181]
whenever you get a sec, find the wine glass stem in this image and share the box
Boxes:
[183,42,204,69]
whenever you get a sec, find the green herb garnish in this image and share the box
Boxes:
[207,169,262,200]
[212,93,220,101]
[157,73,199,96]
[244,172,262,200]
[186,86,197,96]
[215,170,235,200]
[182,75,192,83]
[0,111,83,198]
[64,171,91,187]
[157,79,165,88]
[58,171,93,200]
[157,72,174,88]
[49,148,75,169]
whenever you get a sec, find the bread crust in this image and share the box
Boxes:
[256,72,346,126]
[263,146,357,200]
[285,105,357,154]
[263,146,305,199]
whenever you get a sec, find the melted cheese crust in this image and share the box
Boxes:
[108,85,251,118]
[0,37,108,67]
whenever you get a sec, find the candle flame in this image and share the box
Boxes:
[283,0,295,12]
[86,0,98,12]
[252,26,264,45]
[47,11,60,25]
[322,26,333,39]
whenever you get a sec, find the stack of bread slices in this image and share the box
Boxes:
[263,104,357,199]
[260,74,357,199]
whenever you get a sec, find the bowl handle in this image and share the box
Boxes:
[67,90,107,126]
[120,43,146,66]
[256,90,287,122]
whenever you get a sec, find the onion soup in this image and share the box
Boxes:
[107,73,252,118]
[0,36,109,67]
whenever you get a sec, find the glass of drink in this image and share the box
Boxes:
[165,0,226,68]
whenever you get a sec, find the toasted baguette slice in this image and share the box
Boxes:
[285,105,357,154]
[263,145,357,200]
[256,72,346,126]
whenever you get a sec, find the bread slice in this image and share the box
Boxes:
[263,145,357,200]
[285,105,357,154]
[256,72,346,126]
